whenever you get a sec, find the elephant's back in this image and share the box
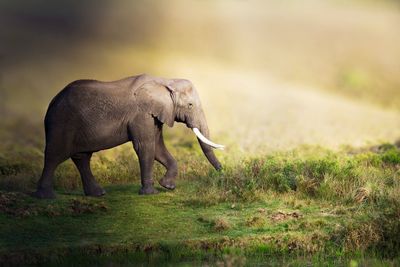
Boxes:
[46,74,148,113]
[48,79,130,109]
[44,79,134,130]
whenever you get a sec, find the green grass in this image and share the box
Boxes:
[0,184,394,266]
[1,136,400,265]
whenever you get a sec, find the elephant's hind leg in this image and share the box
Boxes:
[155,129,178,190]
[71,152,105,197]
[33,145,70,199]
[32,157,60,199]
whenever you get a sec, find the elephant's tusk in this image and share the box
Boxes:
[192,128,225,150]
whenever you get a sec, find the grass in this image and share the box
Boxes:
[0,133,400,265]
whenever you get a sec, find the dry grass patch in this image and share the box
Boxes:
[213,217,231,232]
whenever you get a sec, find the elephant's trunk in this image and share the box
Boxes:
[193,118,223,171]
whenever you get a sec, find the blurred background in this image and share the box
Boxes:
[1,0,400,153]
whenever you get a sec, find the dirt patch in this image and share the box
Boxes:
[0,191,39,217]
[257,208,266,214]
[0,191,108,217]
[69,199,108,215]
[270,211,302,222]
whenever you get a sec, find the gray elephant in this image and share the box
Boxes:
[32,74,224,199]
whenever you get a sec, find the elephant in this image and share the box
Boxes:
[32,74,224,199]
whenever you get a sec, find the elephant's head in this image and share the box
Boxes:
[136,78,223,170]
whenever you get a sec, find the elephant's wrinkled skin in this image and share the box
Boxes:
[32,74,222,199]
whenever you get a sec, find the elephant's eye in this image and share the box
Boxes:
[188,103,193,109]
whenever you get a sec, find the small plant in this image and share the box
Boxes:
[246,216,265,227]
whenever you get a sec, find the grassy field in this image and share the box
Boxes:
[1,129,400,265]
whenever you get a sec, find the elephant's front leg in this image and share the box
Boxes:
[130,121,159,195]
[155,126,178,190]
[133,139,159,195]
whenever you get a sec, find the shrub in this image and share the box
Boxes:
[380,148,400,166]
[246,216,265,227]
[189,145,400,207]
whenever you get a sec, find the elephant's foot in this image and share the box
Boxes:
[159,177,176,190]
[31,188,56,199]
[84,185,106,197]
[139,185,159,195]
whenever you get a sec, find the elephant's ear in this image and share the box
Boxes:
[135,82,175,127]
